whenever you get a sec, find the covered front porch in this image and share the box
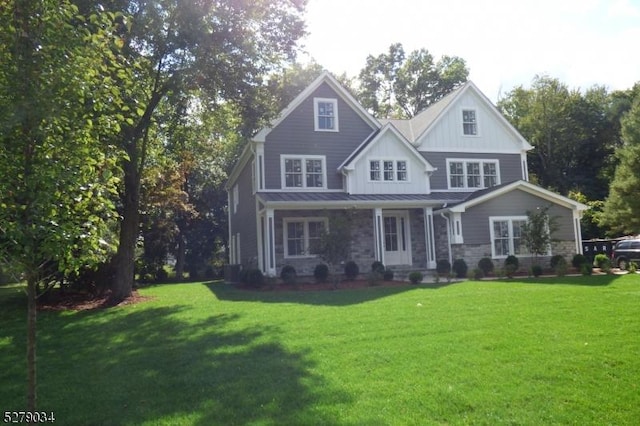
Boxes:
[255,191,455,276]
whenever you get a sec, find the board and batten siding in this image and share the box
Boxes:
[263,82,377,190]
[348,131,430,194]
[424,152,524,191]
[230,159,258,266]
[416,88,525,154]
[461,189,577,244]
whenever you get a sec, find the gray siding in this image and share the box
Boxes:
[423,152,523,190]
[264,82,377,189]
[230,158,258,267]
[461,189,576,244]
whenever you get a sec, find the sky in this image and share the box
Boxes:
[299,0,640,102]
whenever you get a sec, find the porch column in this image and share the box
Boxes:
[373,208,384,264]
[265,208,276,276]
[423,207,436,269]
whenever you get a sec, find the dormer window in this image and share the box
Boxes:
[314,98,338,131]
[462,109,478,135]
[369,159,409,182]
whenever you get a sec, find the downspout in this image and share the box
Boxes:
[440,204,453,267]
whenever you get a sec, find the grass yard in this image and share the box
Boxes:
[1,274,639,425]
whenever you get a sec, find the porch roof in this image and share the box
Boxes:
[257,191,470,209]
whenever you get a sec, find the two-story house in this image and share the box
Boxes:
[226,71,587,277]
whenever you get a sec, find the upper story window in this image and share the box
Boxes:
[369,159,408,182]
[281,155,326,189]
[447,159,499,189]
[462,109,478,135]
[314,98,338,131]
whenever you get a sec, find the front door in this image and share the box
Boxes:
[383,211,411,265]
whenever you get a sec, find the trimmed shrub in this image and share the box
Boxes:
[549,255,565,269]
[580,262,593,276]
[572,253,588,268]
[531,264,543,277]
[628,262,638,273]
[383,269,394,281]
[452,259,468,278]
[371,261,385,275]
[280,265,297,285]
[314,264,329,283]
[471,268,484,280]
[505,255,519,278]
[554,257,568,276]
[344,261,359,280]
[477,257,494,276]
[241,268,265,288]
[408,271,423,284]
[594,253,610,269]
[436,259,451,276]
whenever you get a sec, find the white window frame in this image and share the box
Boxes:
[368,159,410,182]
[489,216,538,259]
[462,108,479,136]
[446,159,500,190]
[232,184,239,213]
[314,98,339,132]
[283,217,328,258]
[280,155,327,190]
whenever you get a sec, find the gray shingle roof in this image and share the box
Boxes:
[257,191,471,206]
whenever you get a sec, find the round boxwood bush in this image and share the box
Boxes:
[504,255,519,278]
[280,265,297,285]
[408,271,423,284]
[314,264,329,283]
[549,255,565,269]
[531,264,543,277]
[477,257,494,276]
[572,253,588,268]
[594,253,611,269]
[452,258,468,278]
[436,259,451,276]
[241,268,264,288]
[371,261,385,275]
[344,261,359,280]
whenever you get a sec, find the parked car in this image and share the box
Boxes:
[610,239,640,270]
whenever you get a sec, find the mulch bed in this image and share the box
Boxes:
[236,279,418,292]
[37,289,153,312]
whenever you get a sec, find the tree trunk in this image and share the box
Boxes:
[175,230,186,281]
[111,158,140,302]
[26,274,37,411]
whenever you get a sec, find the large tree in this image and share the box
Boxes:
[601,97,640,235]
[357,43,469,118]
[0,0,124,409]
[498,76,617,200]
[73,0,307,301]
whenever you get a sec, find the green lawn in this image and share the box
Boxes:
[1,275,639,425]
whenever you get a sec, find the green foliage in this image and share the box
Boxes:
[553,257,568,277]
[314,264,329,283]
[371,261,386,275]
[280,265,297,285]
[572,254,588,268]
[505,255,519,278]
[240,268,265,288]
[477,257,494,276]
[471,268,484,280]
[436,259,451,276]
[452,259,468,278]
[344,261,359,281]
[581,263,593,276]
[594,254,611,269]
[357,43,468,118]
[521,205,558,260]
[531,264,543,277]
[312,212,353,277]
[602,96,640,235]
[549,255,565,269]
[628,262,638,273]
[408,271,423,284]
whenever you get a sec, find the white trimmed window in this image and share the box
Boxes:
[490,216,529,258]
[369,159,409,182]
[281,155,326,189]
[447,159,499,189]
[462,109,478,135]
[314,98,338,131]
[284,217,327,258]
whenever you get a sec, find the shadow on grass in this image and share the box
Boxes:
[205,281,425,306]
[0,294,348,425]
[487,273,623,287]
